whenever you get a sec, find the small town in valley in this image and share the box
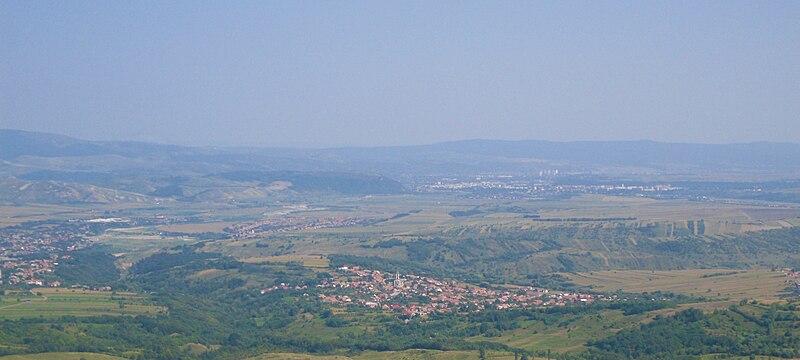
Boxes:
[262,266,605,318]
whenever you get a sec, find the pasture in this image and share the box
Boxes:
[474,309,652,354]
[0,204,97,227]
[157,221,236,233]
[0,353,124,360]
[564,269,790,301]
[240,254,330,268]
[248,349,525,360]
[0,287,164,319]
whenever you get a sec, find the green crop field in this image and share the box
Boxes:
[248,349,526,360]
[473,309,650,354]
[0,204,88,227]
[564,269,790,301]
[241,254,330,268]
[0,288,164,319]
[2,190,800,359]
[0,353,125,360]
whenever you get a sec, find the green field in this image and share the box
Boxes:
[248,349,526,360]
[199,194,798,265]
[564,269,790,301]
[2,193,800,359]
[241,254,330,268]
[472,309,650,354]
[0,288,164,319]
[0,353,124,360]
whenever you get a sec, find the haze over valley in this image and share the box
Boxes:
[2,2,800,359]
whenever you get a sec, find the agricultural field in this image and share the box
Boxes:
[0,353,125,360]
[21,194,790,275]
[248,350,524,360]
[156,221,236,233]
[90,228,205,268]
[0,288,164,319]
[473,309,652,354]
[2,192,800,359]
[564,269,791,301]
[0,205,84,227]
[240,254,330,268]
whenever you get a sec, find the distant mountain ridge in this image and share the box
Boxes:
[0,129,190,160]
[2,129,799,188]
[422,139,800,168]
[0,129,410,204]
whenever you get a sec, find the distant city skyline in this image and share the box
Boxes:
[2,1,799,147]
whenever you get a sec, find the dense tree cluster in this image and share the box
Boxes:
[588,305,800,359]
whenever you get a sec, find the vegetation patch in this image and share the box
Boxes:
[0,288,163,320]
[565,269,790,301]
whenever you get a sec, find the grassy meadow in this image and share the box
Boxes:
[248,349,528,360]
[0,353,125,360]
[564,269,790,301]
[0,288,164,319]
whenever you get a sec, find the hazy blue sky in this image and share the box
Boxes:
[2,1,799,147]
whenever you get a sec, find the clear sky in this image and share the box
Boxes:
[1,1,798,147]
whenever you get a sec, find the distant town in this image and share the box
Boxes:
[0,215,191,288]
[0,224,90,286]
[413,173,683,200]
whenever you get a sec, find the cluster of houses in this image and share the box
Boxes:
[312,266,598,318]
[413,175,682,201]
[68,284,112,291]
[0,255,60,286]
[783,269,800,290]
[0,222,95,287]
[0,226,90,257]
